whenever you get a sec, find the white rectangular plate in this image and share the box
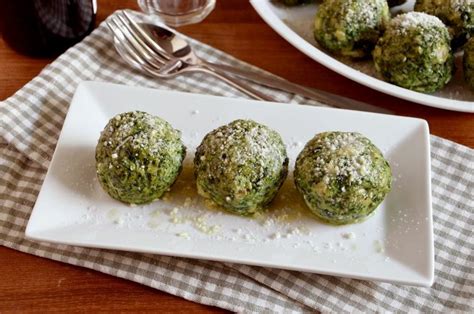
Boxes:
[26,81,434,286]
[250,0,474,113]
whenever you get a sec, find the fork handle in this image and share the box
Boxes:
[193,64,274,101]
[203,61,393,114]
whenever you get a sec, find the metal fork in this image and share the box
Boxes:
[106,13,273,101]
[110,11,392,114]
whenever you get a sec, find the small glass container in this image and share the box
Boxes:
[138,0,216,27]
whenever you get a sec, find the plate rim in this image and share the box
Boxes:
[25,228,433,286]
[249,0,474,113]
[25,81,435,287]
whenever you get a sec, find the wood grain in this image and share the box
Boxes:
[0,247,227,313]
[0,0,472,312]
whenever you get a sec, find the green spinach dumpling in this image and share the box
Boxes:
[373,12,454,93]
[194,119,288,216]
[96,111,186,205]
[314,0,390,58]
[294,132,392,225]
[464,38,474,90]
[415,0,474,47]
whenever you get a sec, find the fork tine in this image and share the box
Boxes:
[116,12,169,64]
[114,13,184,74]
[146,0,156,14]
[121,10,171,61]
[107,20,145,67]
[110,15,165,69]
[108,18,182,78]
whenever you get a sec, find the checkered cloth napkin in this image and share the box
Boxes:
[1,11,473,313]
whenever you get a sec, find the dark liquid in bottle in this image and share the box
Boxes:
[0,0,96,57]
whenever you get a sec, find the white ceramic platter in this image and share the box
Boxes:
[26,81,434,286]
[250,0,474,113]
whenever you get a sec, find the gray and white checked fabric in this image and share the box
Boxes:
[1,11,473,313]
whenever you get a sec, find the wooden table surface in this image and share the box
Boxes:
[1,0,472,312]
